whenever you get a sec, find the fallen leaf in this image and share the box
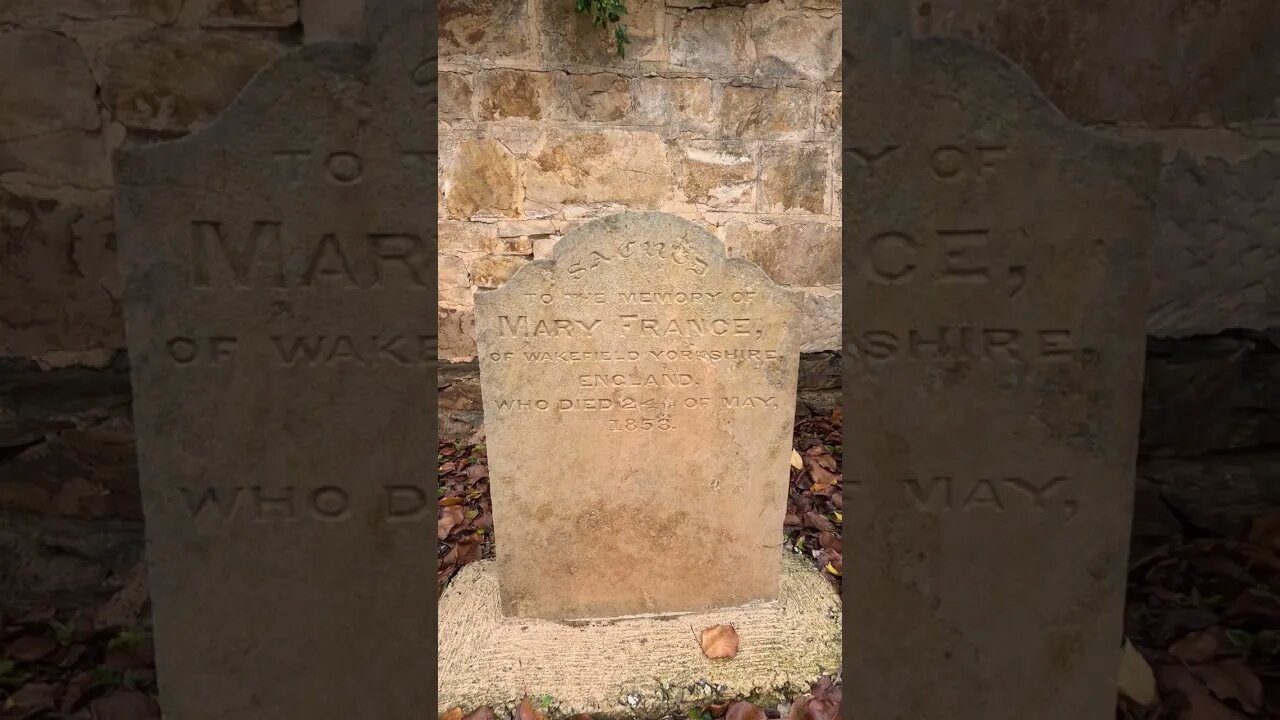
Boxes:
[700,624,739,659]
[786,696,810,720]
[87,690,160,720]
[818,531,839,550]
[461,708,497,720]
[790,450,803,470]
[1182,683,1249,720]
[6,634,57,662]
[438,506,465,540]
[439,709,464,720]
[1117,638,1156,706]
[724,701,766,720]
[802,512,834,533]
[809,676,841,703]
[824,561,841,577]
[1192,659,1264,713]
[7,682,56,711]
[466,464,489,481]
[438,496,465,507]
[803,698,840,720]
[809,465,840,493]
[1170,630,1220,664]
[453,535,483,565]
[439,462,457,474]
[514,696,545,720]
[1248,511,1280,550]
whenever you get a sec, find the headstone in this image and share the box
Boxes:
[474,212,801,620]
[113,9,437,719]
[843,21,1159,720]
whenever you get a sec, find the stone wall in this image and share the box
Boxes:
[437,0,842,364]
[0,0,1278,608]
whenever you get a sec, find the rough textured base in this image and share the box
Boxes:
[438,551,842,718]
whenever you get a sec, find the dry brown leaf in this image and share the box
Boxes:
[87,690,160,720]
[514,696,545,720]
[790,450,804,470]
[466,464,489,481]
[1192,659,1264,713]
[818,531,840,551]
[724,701,766,720]
[1248,511,1280,550]
[809,465,840,493]
[453,535,483,566]
[1117,638,1156,706]
[439,496,465,507]
[700,623,740,659]
[1170,630,1220,664]
[786,696,810,720]
[438,505,465,540]
[804,698,841,720]
[1182,684,1249,720]
[440,709,464,720]
[803,511,835,533]
[6,634,57,662]
[8,682,57,711]
[461,707,497,720]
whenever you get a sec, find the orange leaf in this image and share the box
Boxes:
[700,623,740,659]
[461,709,497,720]
[438,506,465,540]
[514,696,545,720]
[440,709,464,720]
[724,701,766,720]
[1169,630,1219,664]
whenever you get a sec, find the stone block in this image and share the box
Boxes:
[474,69,551,121]
[99,29,286,133]
[748,1,840,81]
[439,307,477,363]
[668,5,752,75]
[440,254,474,308]
[440,0,534,61]
[442,137,522,219]
[538,0,662,65]
[1149,148,1280,336]
[720,85,811,139]
[0,32,109,187]
[469,254,527,288]
[439,72,474,121]
[760,143,829,214]
[523,129,670,207]
[726,219,840,286]
[672,140,756,211]
[0,184,121,356]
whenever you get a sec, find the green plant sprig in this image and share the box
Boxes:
[574,0,632,57]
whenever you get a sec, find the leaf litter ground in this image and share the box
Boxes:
[3,410,1277,719]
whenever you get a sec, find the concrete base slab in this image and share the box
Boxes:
[438,551,842,718]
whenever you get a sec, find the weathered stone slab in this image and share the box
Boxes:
[437,551,841,718]
[844,20,1159,720]
[113,11,436,720]
[474,212,801,620]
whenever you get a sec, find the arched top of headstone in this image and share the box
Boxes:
[478,211,799,309]
[114,22,431,189]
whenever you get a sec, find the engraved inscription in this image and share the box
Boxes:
[899,475,1077,519]
[567,239,709,279]
[190,221,430,290]
[180,484,432,523]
